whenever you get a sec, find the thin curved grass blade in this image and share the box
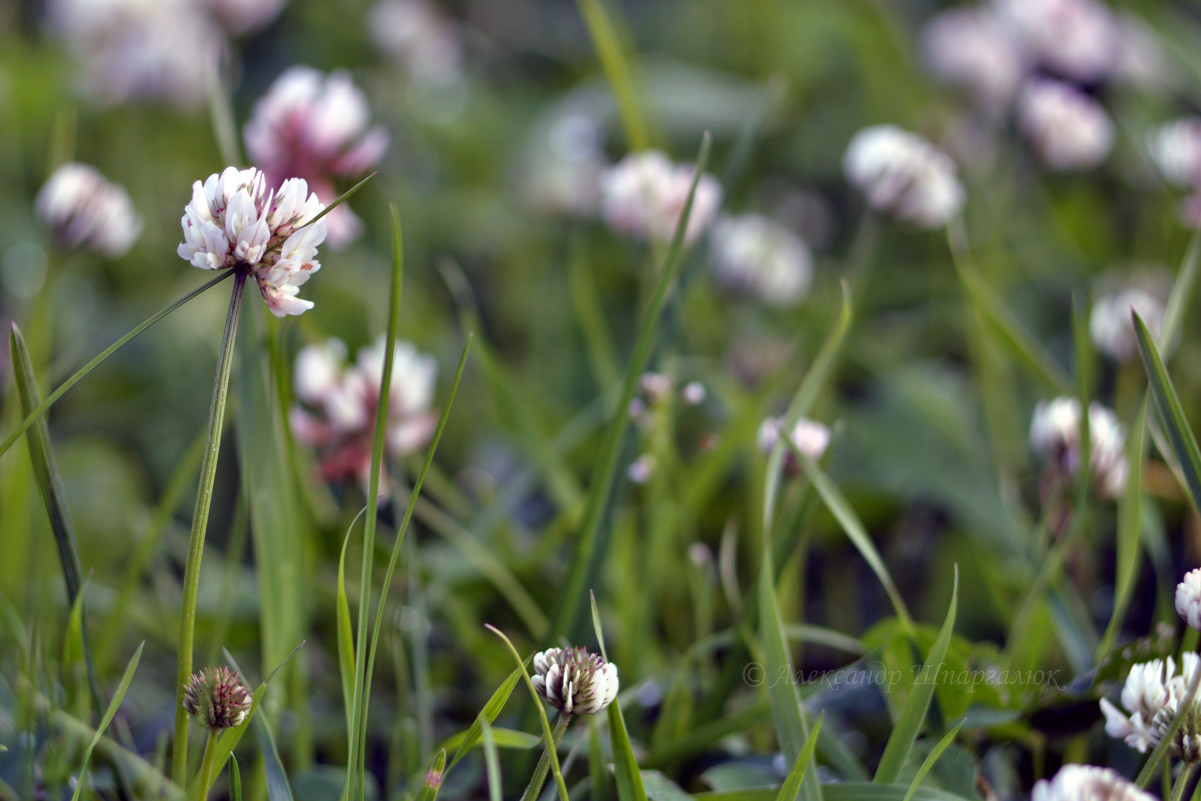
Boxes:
[447,664,527,771]
[574,0,652,151]
[774,714,823,801]
[901,720,966,801]
[68,641,144,801]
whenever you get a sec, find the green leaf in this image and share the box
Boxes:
[441,727,541,755]
[549,133,713,642]
[0,271,233,459]
[901,722,967,801]
[574,0,652,151]
[446,664,529,771]
[774,714,823,801]
[69,641,144,801]
[874,568,958,784]
[609,700,648,801]
[229,756,242,801]
[480,720,503,801]
[641,770,692,801]
[412,750,447,801]
[256,709,295,801]
[1133,312,1201,514]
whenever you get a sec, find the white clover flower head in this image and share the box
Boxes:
[245,66,388,248]
[1089,275,1167,363]
[177,166,326,317]
[842,125,964,229]
[759,417,831,475]
[291,336,437,491]
[1101,655,1201,759]
[921,7,1028,112]
[1030,763,1155,801]
[369,0,464,88]
[531,646,619,715]
[711,214,814,307]
[1030,397,1082,461]
[35,163,143,257]
[1149,117,1201,189]
[994,0,1118,84]
[182,666,252,731]
[1017,79,1114,171]
[599,150,723,246]
[47,0,222,109]
[1178,569,1201,631]
[682,381,706,406]
[1031,398,1127,499]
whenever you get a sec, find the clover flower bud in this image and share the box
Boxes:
[843,125,963,229]
[183,666,252,730]
[1178,569,1201,632]
[1031,764,1155,801]
[531,646,619,715]
[36,163,142,257]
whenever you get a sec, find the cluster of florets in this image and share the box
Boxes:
[843,125,964,229]
[531,646,620,715]
[1029,397,1127,500]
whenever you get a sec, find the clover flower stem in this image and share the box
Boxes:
[195,729,221,801]
[1170,761,1199,801]
[521,712,572,801]
[172,270,247,786]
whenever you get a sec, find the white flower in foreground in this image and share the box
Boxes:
[1029,398,1127,499]
[843,125,964,229]
[244,66,388,248]
[599,150,722,246]
[1017,79,1113,171]
[994,0,1118,84]
[1031,764,1155,801]
[177,166,326,317]
[711,214,813,307]
[921,7,1028,112]
[1100,657,1177,753]
[1089,272,1168,363]
[532,646,619,715]
[36,163,142,257]
[759,417,831,475]
[1178,569,1201,631]
[291,336,438,491]
[1149,117,1201,189]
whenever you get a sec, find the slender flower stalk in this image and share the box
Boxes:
[521,712,571,801]
[172,272,247,785]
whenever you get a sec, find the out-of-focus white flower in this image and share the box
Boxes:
[1102,654,1201,762]
[177,166,326,317]
[599,150,722,246]
[532,646,619,715]
[711,214,813,307]
[47,0,222,109]
[1089,271,1168,362]
[291,336,437,491]
[842,125,964,229]
[369,0,463,88]
[1030,398,1127,499]
[201,0,286,36]
[759,417,831,476]
[523,113,604,218]
[994,0,1117,83]
[1017,79,1113,171]
[35,163,142,257]
[627,454,655,485]
[1031,764,1155,801]
[682,381,706,406]
[1178,569,1201,631]
[1149,117,1201,189]
[921,7,1028,112]
[244,66,388,248]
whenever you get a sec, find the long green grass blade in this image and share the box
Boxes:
[549,133,712,642]
[441,727,541,754]
[774,714,823,801]
[229,756,242,801]
[574,0,652,151]
[68,641,144,801]
[1100,397,1148,658]
[447,665,527,771]
[609,700,648,801]
[874,567,958,784]
[901,721,966,801]
[413,750,447,801]
[0,271,233,460]
[256,709,295,801]
[481,720,503,801]
[1161,224,1201,355]
[1133,313,1201,513]
[484,625,569,801]
[337,510,366,740]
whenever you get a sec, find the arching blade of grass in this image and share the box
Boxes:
[785,437,914,635]
[256,707,295,801]
[1099,397,1148,659]
[588,592,647,801]
[480,721,503,801]
[337,510,367,740]
[447,665,527,771]
[1161,223,1201,355]
[228,756,242,801]
[774,714,823,801]
[10,323,104,713]
[441,728,540,755]
[873,568,958,784]
[901,720,966,801]
[1133,312,1201,514]
[548,133,712,643]
[0,271,233,460]
[574,0,652,151]
[68,641,144,801]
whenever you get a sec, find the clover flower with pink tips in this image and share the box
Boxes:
[244,66,388,248]
[290,336,438,493]
[36,163,142,257]
[177,166,326,317]
[599,150,722,246]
